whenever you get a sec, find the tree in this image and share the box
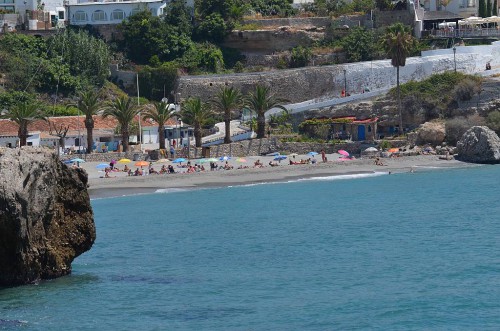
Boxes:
[245,85,288,139]
[164,0,193,36]
[479,0,486,17]
[67,89,101,153]
[102,97,141,152]
[210,86,243,144]
[381,23,414,135]
[341,27,376,62]
[48,121,69,155]
[181,97,214,147]
[494,0,498,15]
[0,102,46,146]
[487,0,492,16]
[194,13,229,43]
[142,101,178,150]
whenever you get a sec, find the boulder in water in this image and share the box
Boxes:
[456,126,500,163]
[0,147,95,286]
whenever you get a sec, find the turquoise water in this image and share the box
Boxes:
[2,166,500,330]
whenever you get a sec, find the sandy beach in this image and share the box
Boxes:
[78,153,474,198]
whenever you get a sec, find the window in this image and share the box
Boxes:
[131,8,142,16]
[58,11,64,19]
[111,9,125,20]
[73,11,87,21]
[92,10,106,21]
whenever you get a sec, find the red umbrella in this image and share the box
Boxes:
[338,150,349,157]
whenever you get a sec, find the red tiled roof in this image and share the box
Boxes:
[0,115,179,137]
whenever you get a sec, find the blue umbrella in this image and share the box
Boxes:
[308,152,318,157]
[96,163,109,169]
[219,156,231,161]
[70,158,86,163]
[274,155,287,161]
[172,158,186,163]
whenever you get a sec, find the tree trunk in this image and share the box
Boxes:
[158,125,166,150]
[59,137,65,151]
[19,125,27,146]
[397,66,403,135]
[122,128,129,153]
[85,117,94,154]
[257,113,266,139]
[224,111,231,144]
[195,124,202,147]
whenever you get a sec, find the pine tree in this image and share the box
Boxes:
[487,0,492,17]
[493,0,498,15]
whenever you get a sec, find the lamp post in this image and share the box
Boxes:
[343,69,347,96]
[453,46,457,72]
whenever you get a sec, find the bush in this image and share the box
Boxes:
[379,140,392,149]
[445,115,485,145]
[452,78,481,103]
[290,46,311,68]
[486,110,500,134]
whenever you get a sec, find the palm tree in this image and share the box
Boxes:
[181,97,214,147]
[0,102,46,146]
[67,89,101,153]
[381,23,414,135]
[101,96,141,153]
[210,86,243,144]
[142,101,178,150]
[245,84,288,139]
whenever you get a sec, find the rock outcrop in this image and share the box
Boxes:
[0,147,95,286]
[456,126,500,163]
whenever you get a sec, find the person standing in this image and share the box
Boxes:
[321,149,326,162]
[170,146,175,158]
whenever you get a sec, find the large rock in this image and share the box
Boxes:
[0,147,95,286]
[456,126,500,163]
[416,121,446,146]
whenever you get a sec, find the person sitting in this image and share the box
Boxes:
[486,62,492,70]
[160,165,167,174]
[149,166,159,175]
[254,159,264,168]
[123,165,130,172]
[168,165,175,173]
[269,161,279,167]
[134,168,142,176]
[127,169,132,176]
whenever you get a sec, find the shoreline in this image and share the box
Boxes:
[83,154,475,199]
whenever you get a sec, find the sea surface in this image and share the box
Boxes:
[1,165,500,330]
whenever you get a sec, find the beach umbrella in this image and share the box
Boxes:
[70,158,85,163]
[274,155,287,161]
[207,158,218,162]
[118,158,131,164]
[173,158,186,163]
[156,158,170,163]
[388,148,399,153]
[266,152,280,156]
[338,150,349,157]
[219,156,231,161]
[307,151,318,156]
[198,158,209,163]
[365,147,378,152]
[135,161,149,167]
[236,158,247,163]
[96,163,109,169]
[289,153,299,157]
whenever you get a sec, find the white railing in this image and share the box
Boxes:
[432,28,500,38]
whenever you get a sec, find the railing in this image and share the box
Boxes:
[432,28,500,38]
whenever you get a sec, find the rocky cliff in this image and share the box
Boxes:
[0,147,95,286]
[456,126,500,163]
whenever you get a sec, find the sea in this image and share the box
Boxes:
[1,165,500,330]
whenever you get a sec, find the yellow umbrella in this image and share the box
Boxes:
[118,158,131,164]
[156,158,170,163]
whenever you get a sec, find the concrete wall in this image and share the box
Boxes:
[177,41,500,104]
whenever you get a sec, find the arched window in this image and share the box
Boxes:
[111,9,125,20]
[92,10,106,21]
[73,11,87,22]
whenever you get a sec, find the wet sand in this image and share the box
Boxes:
[80,154,474,199]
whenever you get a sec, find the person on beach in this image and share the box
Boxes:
[170,146,175,158]
[123,165,129,172]
[321,150,326,162]
[254,159,264,168]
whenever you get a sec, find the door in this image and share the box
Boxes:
[357,125,366,140]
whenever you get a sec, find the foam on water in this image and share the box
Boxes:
[290,171,387,182]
